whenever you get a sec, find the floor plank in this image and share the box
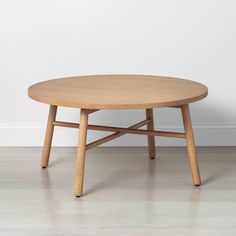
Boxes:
[0,147,235,235]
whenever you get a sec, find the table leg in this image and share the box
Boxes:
[146,108,156,159]
[41,105,57,168]
[181,104,201,186]
[75,109,89,197]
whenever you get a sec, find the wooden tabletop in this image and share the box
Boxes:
[28,75,208,109]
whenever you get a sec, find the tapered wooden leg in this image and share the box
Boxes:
[41,105,57,168]
[181,104,201,186]
[75,109,89,197]
[146,108,156,159]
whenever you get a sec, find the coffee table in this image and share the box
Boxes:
[28,75,208,197]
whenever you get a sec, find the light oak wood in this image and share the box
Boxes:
[41,105,57,168]
[86,119,149,150]
[181,104,201,186]
[28,74,208,196]
[53,120,186,138]
[53,120,150,132]
[146,108,156,159]
[75,109,89,197]
[28,75,208,109]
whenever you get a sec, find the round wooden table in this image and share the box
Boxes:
[28,75,208,197]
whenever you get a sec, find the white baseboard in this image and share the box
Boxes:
[0,123,235,146]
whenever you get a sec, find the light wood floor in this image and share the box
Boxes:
[0,147,236,236]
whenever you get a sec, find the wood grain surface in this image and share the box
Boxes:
[28,75,208,109]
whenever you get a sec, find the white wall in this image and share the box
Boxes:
[0,0,235,146]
